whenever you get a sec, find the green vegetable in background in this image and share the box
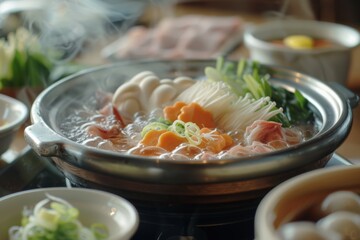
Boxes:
[0,27,84,90]
[0,27,53,89]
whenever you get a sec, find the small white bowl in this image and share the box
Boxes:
[244,19,360,84]
[0,187,139,240]
[254,165,360,240]
[0,94,28,156]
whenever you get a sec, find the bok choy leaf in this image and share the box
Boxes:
[205,57,314,126]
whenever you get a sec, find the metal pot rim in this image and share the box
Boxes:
[25,59,358,184]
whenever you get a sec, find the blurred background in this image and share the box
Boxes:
[1,0,359,86]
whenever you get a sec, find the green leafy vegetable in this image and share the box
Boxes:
[205,57,314,126]
[271,87,314,124]
[141,122,169,137]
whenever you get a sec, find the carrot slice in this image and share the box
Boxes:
[141,129,167,146]
[163,101,187,122]
[199,128,233,153]
[178,102,216,128]
[157,131,187,151]
[199,128,225,153]
[221,133,234,148]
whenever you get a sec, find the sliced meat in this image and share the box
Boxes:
[244,120,284,145]
[110,15,243,59]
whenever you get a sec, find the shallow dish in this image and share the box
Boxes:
[244,19,360,84]
[0,187,139,240]
[254,165,360,240]
[0,94,28,156]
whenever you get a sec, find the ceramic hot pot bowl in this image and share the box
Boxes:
[24,60,359,204]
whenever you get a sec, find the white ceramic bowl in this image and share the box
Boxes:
[0,187,139,240]
[244,19,360,84]
[254,165,360,240]
[0,94,28,156]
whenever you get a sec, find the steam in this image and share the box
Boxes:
[17,0,148,60]
[1,0,318,62]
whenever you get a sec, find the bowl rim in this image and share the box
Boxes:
[254,165,360,240]
[244,19,360,54]
[0,93,28,133]
[0,187,139,240]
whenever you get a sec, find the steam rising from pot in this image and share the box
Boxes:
[1,0,148,61]
[1,0,317,63]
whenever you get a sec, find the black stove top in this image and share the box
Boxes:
[0,149,352,240]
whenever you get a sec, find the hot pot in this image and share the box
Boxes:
[24,60,358,205]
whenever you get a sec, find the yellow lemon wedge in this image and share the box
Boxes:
[283,35,314,49]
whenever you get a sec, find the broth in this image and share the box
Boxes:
[60,92,316,161]
[59,60,317,161]
[271,37,340,49]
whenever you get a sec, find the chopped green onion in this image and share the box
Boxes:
[141,122,169,137]
[168,120,186,136]
[91,223,109,240]
[166,120,202,146]
[8,195,109,240]
[184,122,202,145]
[50,202,79,222]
